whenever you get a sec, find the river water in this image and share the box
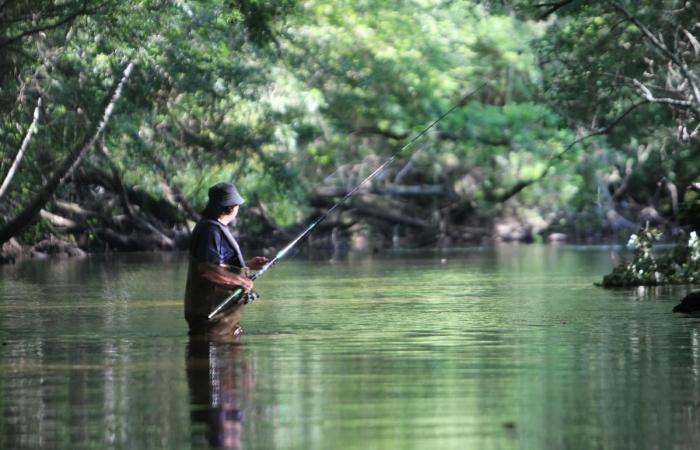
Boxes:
[0,245,699,450]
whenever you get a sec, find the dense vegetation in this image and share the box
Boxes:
[1,1,698,259]
[601,227,700,287]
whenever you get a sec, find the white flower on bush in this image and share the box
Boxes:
[627,234,638,249]
[689,231,700,262]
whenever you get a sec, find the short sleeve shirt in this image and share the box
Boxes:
[189,221,244,267]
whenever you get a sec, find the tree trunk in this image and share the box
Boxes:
[0,97,42,200]
[0,61,134,245]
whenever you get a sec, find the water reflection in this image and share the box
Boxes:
[186,339,254,449]
[4,248,700,449]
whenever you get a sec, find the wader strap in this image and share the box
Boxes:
[206,220,246,268]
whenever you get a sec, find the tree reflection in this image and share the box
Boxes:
[186,338,254,449]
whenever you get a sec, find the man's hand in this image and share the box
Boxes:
[246,256,269,270]
[232,274,254,293]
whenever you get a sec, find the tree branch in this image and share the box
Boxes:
[535,0,576,20]
[632,78,697,111]
[548,100,647,166]
[0,3,88,49]
[611,1,700,113]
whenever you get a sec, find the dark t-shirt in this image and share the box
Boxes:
[189,220,245,267]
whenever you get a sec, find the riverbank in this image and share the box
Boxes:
[0,220,609,266]
[1,237,86,264]
[0,203,642,264]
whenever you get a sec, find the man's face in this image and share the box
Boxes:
[220,205,239,225]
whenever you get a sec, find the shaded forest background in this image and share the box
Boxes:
[1,0,699,259]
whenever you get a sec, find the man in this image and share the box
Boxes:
[184,182,268,339]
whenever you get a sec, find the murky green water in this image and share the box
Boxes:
[1,246,700,449]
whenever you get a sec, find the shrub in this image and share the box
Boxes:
[601,227,700,288]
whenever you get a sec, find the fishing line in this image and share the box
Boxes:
[208,83,485,319]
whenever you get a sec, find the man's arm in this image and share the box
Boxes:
[196,262,253,292]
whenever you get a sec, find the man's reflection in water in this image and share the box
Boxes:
[186,338,254,449]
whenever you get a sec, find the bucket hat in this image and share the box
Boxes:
[207,182,245,208]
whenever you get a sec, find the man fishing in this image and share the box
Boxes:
[197,86,484,327]
[184,182,268,340]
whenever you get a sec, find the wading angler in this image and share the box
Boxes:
[184,182,268,340]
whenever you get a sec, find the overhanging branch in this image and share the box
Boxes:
[497,100,647,203]
[535,0,576,20]
[611,1,700,113]
[548,100,647,167]
[0,3,89,49]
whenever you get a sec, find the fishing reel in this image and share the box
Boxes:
[241,290,259,304]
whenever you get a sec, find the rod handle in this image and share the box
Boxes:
[207,287,243,319]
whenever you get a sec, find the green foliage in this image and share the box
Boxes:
[3,0,698,249]
[523,1,700,231]
[279,0,584,227]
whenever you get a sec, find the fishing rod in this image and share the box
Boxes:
[208,84,485,319]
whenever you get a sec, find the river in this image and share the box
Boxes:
[1,245,699,449]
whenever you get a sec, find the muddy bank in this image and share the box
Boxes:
[1,237,86,264]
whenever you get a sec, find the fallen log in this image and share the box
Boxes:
[39,209,81,231]
[97,228,139,250]
[54,200,97,218]
[71,169,187,227]
[96,227,181,251]
[127,214,176,249]
[310,190,432,229]
[350,204,432,228]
